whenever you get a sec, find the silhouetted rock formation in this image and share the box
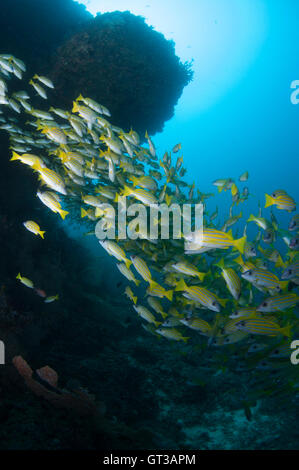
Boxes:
[49,11,193,136]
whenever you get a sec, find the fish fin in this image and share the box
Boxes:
[59,209,69,220]
[81,208,88,218]
[10,151,20,161]
[275,256,285,269]
[16,273,21,280]
[154,321,162,327]
[231,183,238,196]
[130,175,138,186]
[247,214,255,223]
[215,258,225,270]
[182,336,190,343]
[175,279,187,291]
[165,194,172,206]
[31,160,43,172]
[281,324,291,338]
[234,236,246,254]
[234,254,244,266]
[258,245,266,255]
[165,290,173,302]
[125,259,132,269]
[279,280,289,291]
[218,298,228,308]
[132,296,137,305]
[265,194,273,208]
[72,101,79,113]
[122,185,132,197]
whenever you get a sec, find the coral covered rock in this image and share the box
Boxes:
[50,11,193,136]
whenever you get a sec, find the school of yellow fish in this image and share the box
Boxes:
[1,54,299,405]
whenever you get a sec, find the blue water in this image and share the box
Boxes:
[75,0,299,223]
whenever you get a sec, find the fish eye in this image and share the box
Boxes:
[272,192,277,198]
[262,302,268,307]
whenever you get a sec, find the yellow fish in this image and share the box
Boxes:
[23,220,45,239]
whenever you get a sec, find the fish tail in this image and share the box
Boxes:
[154,320,162,327]
[39,231,45,239]
[59,209,69,220]
[125,259,132,269]
[130,175,138,186]
[234,254,244,266]
[218,298,228,307]
[81,208,88,218]
[134,279,141,287]
[265,194,273,208]
[275,257,286,269]
[182,336,190,343]
[279,280,289,291]
[234,236,246,254]
[215,257,225,270]
[175,279,187,291]
[231,183,238,196]
[281,324,292,338]
[10,151,20,161]
[122,185,132,197]
[72,101,79,113]
[161,312,168,319]
[165,290,173,302]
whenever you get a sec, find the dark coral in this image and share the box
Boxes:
[0,0,91,73]
[49,11,193,136]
